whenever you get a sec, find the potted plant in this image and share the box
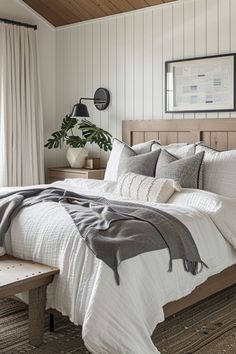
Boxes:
[45,116,112,168]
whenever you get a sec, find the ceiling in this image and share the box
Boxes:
[23,0,177,27]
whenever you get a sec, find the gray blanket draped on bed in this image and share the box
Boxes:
[0,187,207,284]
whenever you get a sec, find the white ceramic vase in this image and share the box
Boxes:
[66,147,88,168]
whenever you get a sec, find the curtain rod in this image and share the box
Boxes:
[0,18,37,30]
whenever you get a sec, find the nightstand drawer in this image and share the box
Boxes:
[47,167,105,183]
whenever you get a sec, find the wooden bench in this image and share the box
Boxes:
[0,255,59,347]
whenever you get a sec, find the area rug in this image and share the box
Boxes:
[0,285,235,354]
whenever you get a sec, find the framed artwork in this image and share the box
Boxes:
[165,54,236,113]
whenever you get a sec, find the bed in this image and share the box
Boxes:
[123,118,236,318]
[2,118,236,354]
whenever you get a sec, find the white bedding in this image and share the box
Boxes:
[3,179,236,354]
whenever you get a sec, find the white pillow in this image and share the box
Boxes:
[196,144,236,197]
[104,138,159,181]
[152,143,195,159]
[132,140,160,154]
[115,171,181,203]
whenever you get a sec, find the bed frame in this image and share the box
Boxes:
[122,118,236,318]
[48,118,236,332]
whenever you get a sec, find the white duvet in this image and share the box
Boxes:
[3,179,236,354]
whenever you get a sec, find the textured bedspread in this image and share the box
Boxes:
[3,179,236,354]
[0,187,206,284]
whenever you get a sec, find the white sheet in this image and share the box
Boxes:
[3,179,236,354]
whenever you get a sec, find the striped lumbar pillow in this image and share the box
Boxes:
[115,171,181,203]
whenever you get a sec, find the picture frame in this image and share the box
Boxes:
[165,53,236,113]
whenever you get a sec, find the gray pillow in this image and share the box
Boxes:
[118,150,161,178]
[104,138,160,181]
[155,149,204,188]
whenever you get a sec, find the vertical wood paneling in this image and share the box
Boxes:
[228,132,236,149]
[125,14,134,120]
[55,30,64,166]
[159,132,177,144]
[56,0,236,149]
[85,24,93,157]
[78,25,85,99]
[92,22,101,157]
[152,7,163,119]
[85,24,93,116]
[210,132,228,150]
[108,18,117,138]
[69,29,78,106]
[195,0,207,119]
[134,12,144,119]
[116,16,125,138]
[173,2,184,119]
[178,131,192,143]
[206,0,219,119]
[59,30,72,166]
[230,0,236,118]
[143,10,153,119]
[219,0,230,118]
[162,5,173,119]
[62,30,72,116]
[183,0,195,119]
[100,20,109,165]
[202,132,211,145]
[132,132,145,145]
[144,131,159,141]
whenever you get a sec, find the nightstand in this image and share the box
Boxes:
[47,167,106,183]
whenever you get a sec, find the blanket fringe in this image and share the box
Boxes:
[114,269,120,285]
[168,259,173,272]
[183,260,208,275]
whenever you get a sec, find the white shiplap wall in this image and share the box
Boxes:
[56,0,236,165]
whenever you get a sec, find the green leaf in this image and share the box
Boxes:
[45,116,112,152]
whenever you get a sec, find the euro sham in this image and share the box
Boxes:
[196,144,236,197]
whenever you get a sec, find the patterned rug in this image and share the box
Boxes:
[0,285,235,354]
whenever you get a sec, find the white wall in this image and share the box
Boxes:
[2,0,236,167]
[0,0,57,169]
[56,0,236,166]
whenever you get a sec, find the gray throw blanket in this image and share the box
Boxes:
[0,187,207,284]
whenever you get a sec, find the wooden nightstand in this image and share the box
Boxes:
[47,167,106,183]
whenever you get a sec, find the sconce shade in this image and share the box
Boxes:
[70,103,89,117]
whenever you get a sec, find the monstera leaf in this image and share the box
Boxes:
[78,119,112,152]
[45,116,112,152]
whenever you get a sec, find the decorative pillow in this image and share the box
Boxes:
[115,171,181,203]
[152,142,195,158]
[132,140,160,154]
[104,138,160,181]
[155,149,204,189]
[196,144,236,197]
[118,149,161,179]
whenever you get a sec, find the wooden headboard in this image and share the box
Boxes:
[122,119,236,151]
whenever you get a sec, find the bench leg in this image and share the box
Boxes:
[29,285,47,347]
[49,313,55,332]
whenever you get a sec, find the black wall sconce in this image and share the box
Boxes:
[70,88,110,118]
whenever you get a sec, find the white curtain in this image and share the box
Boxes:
[0,23,44,186]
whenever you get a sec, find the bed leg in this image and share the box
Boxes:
[49,313,55,332]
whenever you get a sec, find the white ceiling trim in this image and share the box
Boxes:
[17,0,56,30]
